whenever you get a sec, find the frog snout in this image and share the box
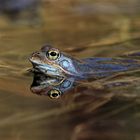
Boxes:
[32,51,41,57]
[32,51,41,58]
[29,51,42,62]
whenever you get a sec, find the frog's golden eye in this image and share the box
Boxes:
[48,89,61,99]
[47,50,60,60]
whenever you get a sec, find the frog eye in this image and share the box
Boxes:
[48,89,61,99]
[47,50,60,60]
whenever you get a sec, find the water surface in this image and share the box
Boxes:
[0,0,140,140]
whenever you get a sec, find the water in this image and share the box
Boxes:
[0,0,140,140]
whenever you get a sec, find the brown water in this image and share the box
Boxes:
[0,0,140,140]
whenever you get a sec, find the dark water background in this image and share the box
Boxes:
[0,0,140,140]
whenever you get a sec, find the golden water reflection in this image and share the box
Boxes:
[0,0,140,140]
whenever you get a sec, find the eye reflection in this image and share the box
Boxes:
[46,50,60,60]
[30,72,75,98]
[48,89,61,99]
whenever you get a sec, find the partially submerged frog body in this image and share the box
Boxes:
[29,44,140,80]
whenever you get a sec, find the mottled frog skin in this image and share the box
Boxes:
[29,44,140,79]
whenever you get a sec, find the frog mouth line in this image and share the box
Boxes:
[30,67,66,80]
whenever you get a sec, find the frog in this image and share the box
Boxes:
[29,44,140,80]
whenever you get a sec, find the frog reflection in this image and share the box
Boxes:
[30,72,76,99]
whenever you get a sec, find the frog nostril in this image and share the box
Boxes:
[36,52,40,55]
[32,52,40,57]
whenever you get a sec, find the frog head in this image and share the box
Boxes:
[29,44,79,78]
